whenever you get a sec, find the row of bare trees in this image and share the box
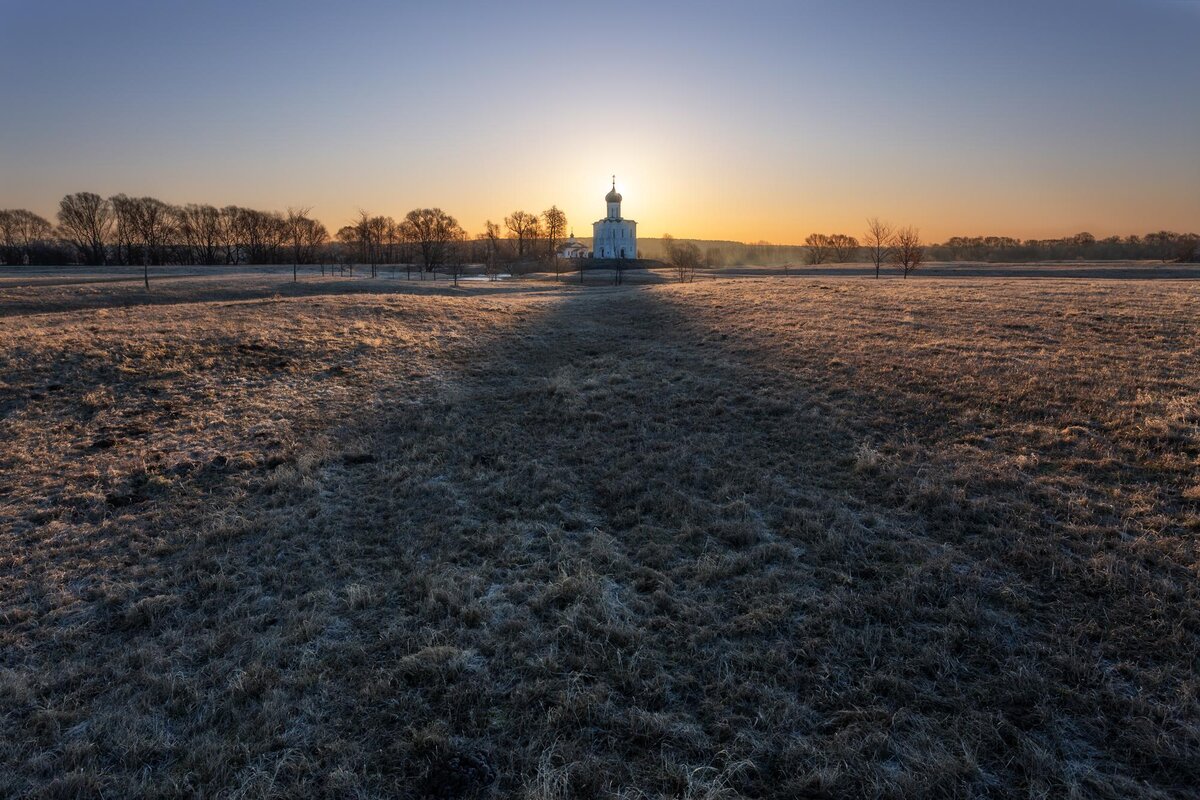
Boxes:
[49,192,332,273]
[929,231,1199,263]
[326,205,571,282]
[800,222,924,278]
[808,226,1200,267]
[803,233,860,264]
[497,206,568,259]
[863,218,924,278]
[1,193,579,278]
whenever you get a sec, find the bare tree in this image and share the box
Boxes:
[829,233,860,262]
[351,211,368,271]
[613,253,629,286]
[109,194,137,266]
[892,226,925,278]
[402,208,463,275]
[57,192,112,265]
[663,234,703,283]
[173,204,222,265]
[384,216,401,276]
[0,209,52,266]
[1174,233,1199,263]
[476,233,495,280]
[218,206,241,264]
[335,225,358,276]
[1145,230,1180,263]
[303,217,329,268]
[135,198,175,268]
[119,197,175,287]
[15,211,52,252]
[285,207,318,282]
[228,207,285,265]
[482,220,504,280]
[172,205,197,265]
[444,228,469,286]
[863,217,894,279]
[351,210,378,277]
[1,210,24,265]
[805,233,831,264]
[505,210,540,259]
[265,212,288,264]
[367,215,390,277]
[542,205,567,264]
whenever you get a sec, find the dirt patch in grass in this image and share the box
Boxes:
[1,277,1197,797]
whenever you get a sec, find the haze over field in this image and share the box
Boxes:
[2,0,1198,242]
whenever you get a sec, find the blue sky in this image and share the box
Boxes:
[2,0,1197,241]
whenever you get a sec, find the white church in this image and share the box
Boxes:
[557,177,637,260]
[592,176,637,259]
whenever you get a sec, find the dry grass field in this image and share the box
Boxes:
[1,272,1198,798]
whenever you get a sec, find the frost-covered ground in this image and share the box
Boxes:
[1,274,1197,797]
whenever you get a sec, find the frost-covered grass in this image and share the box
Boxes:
[1,275,1197,797]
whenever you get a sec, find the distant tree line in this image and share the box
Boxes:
[0,194,585,286]
[0,193,332,270]
[927,231,1200,263]
[643,230,1200,269]
[3,192,1197,270]
[797,229,1200,266]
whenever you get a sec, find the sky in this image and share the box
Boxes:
[1,0,1198,243]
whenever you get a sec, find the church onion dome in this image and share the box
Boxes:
[606,176,622,203]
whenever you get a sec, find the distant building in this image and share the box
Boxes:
[556,231,589,259]
[592,177,637,259]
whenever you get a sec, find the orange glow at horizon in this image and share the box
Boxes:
[3,1,1198,245]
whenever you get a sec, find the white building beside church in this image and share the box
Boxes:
[556,232,589,259]
[592,177,637,259]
